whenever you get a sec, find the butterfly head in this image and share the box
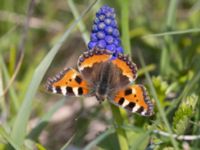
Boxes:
[95,92,106,102]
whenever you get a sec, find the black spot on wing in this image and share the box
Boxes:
[136,106,144,114]
[78,87,83,95]
[75,76,82,84]
[125,88,132,95]
[138,84,154,116]
[66,86,73,94]
[55,86,61,94]
[118,97,125,105]
[125,102,135,111]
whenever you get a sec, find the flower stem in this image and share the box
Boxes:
[120,0,131,55]
[110,104,129,150]
[108,0,132,149]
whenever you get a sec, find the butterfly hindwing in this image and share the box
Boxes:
[111,84,153,116]
[46,68,89,96]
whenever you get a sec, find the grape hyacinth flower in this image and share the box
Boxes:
[88,5,124,55]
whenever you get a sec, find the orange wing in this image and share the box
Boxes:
[77,48,113,84]
[111,84,153,116]
[112,53,137,83]
[77,47,112,72]
[46,68,89,96]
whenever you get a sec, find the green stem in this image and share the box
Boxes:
[110,104,129,150]
[120,0,131,55]
[166,0,178,29]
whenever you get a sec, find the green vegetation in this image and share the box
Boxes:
[0,0,200,149]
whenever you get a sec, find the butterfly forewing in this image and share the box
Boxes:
[46,68,89,96]
[112,53,137,84]
[78,48,112,72]
[111,84,153,116]
[77,48,113,84]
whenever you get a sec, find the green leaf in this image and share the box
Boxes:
[98,131,119,150]
[122,125,151,150]
[128,131,150,150]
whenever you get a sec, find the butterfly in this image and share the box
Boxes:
[46,47,154,116]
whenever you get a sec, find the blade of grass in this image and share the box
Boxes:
[138,51,179,149]
[9,46,16,75]
[0,126,20,150]
[142,28,200,38]
[166,0,178,29]
[160,0,182,76]
[160,44,169,75]
[166,70,200,115]
[28,98,65,140]
[137,64,156,77]
[18,51,45,101]
[68,0,93,45]
[0,68,7,123]
[167,0,182,72]
[83,128,115,150]
[0,55,19,112]
[2,0,35,105]
[60,133,76,150]
[11,1,97,148]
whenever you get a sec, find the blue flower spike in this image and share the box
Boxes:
[88,5,124,55]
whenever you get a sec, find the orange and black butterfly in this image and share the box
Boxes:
[46,48,154,116]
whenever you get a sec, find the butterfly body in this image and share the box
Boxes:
[46,47,154,116]
[94,62,113,101]
[88,61,125,102]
